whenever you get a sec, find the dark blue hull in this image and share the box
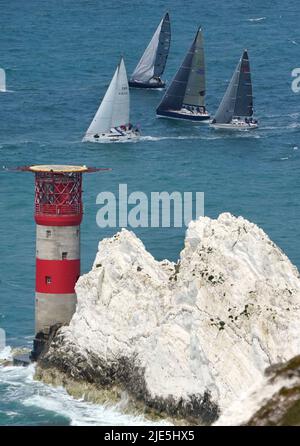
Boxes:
[156,109,210,122]
[129,80,165,89]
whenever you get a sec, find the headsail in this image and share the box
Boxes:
[0,68,6,92]
[157,28,206,112]
[131,13,171,83]
[85,58,129,136]
[213,50,253,124]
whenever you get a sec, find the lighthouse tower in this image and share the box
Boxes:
[20,164,107,359]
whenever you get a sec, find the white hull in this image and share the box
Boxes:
[83,129,141,143]
[210,122,258,130]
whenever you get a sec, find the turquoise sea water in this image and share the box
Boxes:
[0,0,299,425]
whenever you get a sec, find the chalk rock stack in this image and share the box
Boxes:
[40,213,300,424]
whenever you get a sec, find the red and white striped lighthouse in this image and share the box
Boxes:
[20,164,108,355]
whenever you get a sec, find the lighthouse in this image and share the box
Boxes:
[19,164,108,360]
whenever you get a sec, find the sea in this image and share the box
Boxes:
[0,0,299,426]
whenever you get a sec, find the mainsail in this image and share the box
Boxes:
[213,50,253,124]
[130,13,171,83]
[157,28,206,112]
[85,58,130,136]
[0,68,6,92]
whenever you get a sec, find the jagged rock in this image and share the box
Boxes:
[39,213,300,424]
[215,355,300,426]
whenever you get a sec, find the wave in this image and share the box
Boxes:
[248,17,266,22]
[140,133,262,142]
[140,135,212,142]
[288,112,300,119]
[0,346,12,361]
[23,392,170,426]
[287,122,300,129]
[0,347,171,426]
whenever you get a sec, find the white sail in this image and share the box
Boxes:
[131,18,163,83]
[0,68,6,92]
[111,58,130,127]
[85,58,129,136]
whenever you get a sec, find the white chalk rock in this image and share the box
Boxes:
[47,213,300,423]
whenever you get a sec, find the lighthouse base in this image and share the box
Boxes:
[31,323,62,361]
[35,292,77,334]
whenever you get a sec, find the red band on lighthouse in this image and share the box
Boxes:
[36,258,80,294]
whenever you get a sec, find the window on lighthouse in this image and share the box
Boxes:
[45,276,52,285]
[46,230,51,238]
[62,252,68,260]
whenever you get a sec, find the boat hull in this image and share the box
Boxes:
[210,122,258,130]
[83,130,141,143]
[156,109,210,122]
[129,80,165,89]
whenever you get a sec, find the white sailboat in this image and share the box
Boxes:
[0,68,6,92]
[83,58,140,143]
[129,13,171,89]
[210,50,258,130]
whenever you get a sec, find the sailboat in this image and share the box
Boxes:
[211,50,258,130]
[156,28,210,122]
[83,58,140,143]
[0,68,6,92]
[129,13,171,89]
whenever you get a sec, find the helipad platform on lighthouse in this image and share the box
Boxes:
[28,165,90,172]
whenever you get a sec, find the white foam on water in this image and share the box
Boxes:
[0,351,170,426]
[259,125,286,130]
[0,346,12,361]
[140,134,237,142]
[248,17,266,22]
[287,122,300,129]
[23,391,170,426]
[288,112,300,119]
[140,135,207,142]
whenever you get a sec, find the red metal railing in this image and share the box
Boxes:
[34,172,82,216]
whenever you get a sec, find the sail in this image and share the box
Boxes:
[0,68,6,92]
[131,13,171,83]
[214,50,253,123]
[85,58,129,136]
[183,30,206,106]
[157,28,205,112]
[153,13,171,78]
[111,58,130,127]
[234,51,253,117]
